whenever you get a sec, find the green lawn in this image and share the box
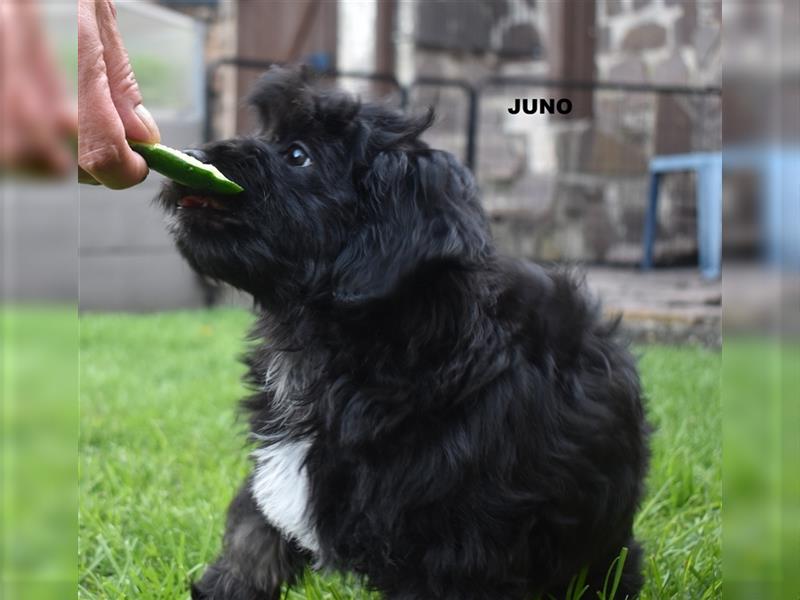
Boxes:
[79,309,721,599]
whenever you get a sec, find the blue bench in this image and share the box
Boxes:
[642,152,722,279]
[722,145,800,269]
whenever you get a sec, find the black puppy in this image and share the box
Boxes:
[159,66,649,600]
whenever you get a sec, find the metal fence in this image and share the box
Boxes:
[205,58,721,171]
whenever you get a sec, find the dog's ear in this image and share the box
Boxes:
[331,150,491,306]
[247,65,316,136]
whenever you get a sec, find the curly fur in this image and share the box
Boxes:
[158,66,650,600]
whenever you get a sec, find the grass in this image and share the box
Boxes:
[79,309,721,599]
[2,307,78,599]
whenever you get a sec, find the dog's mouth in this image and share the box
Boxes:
[178,194,230,211]
[168,186,247,229]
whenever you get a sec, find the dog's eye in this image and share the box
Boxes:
[285,144,312,168]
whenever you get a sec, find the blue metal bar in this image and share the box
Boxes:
[646,152,722,279]
[724,145,800,268]
[697,156,722,279]
[650,152,720,172]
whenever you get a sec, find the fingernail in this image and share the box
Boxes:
[134,104,161,142]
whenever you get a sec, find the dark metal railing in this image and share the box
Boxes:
[205,58,722,171]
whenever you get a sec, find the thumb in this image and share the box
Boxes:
[94,0,160,144]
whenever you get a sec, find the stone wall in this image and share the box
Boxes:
[596,0,720,88]
[408,0,721,266]
[168,0,722,267]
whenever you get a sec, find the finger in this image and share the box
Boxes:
[28,25,79,142]
[1,72,71,178]
[0,0,66,177]
[78,0,148,188]
[26,106,73,177]
[4,125,72,178]
[95,0,160,144]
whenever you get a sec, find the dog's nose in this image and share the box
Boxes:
[182,148,209,163]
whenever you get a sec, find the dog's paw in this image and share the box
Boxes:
[190,563,280,600]
[189,580,210,600]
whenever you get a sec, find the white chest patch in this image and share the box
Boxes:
[251,438,319,554]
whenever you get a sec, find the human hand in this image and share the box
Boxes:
[0,1,76,177]
[78,0,160,189]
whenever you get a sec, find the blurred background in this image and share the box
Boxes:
[74,0,726,346]
[3,1,799,599]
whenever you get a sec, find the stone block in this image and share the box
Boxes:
[415,0,542,58]
[487,0,510,21]
[500,23,543,58]
[595,92,657,149]
[476,132,527,183]
[712,0,721,21]
[676,0,697,46]
[583,204,616,261]
[554,126,586,173]
[598,25,612,50]
[482,172,556,216]
[654,95,692,155]
[608,57,647,83]
[552,182,615,262]
[416,1,493,53]
[652,52,689,86]
[606,0,624,16]
[621,22,667,51]
[614,179,650,243]
[489,211,545,260]
[695,26,720,64]
[557,182,604,220]
[580,128,649,176]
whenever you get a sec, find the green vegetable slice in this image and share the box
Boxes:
[129,141,244,194]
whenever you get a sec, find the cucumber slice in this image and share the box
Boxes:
[129,141,244,194]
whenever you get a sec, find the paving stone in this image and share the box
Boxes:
[585,267,721,347]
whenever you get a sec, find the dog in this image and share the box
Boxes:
[158,66,650,600]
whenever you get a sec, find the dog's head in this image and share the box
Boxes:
[159,66,492,312]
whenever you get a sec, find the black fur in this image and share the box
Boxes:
[159,66,650,600]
